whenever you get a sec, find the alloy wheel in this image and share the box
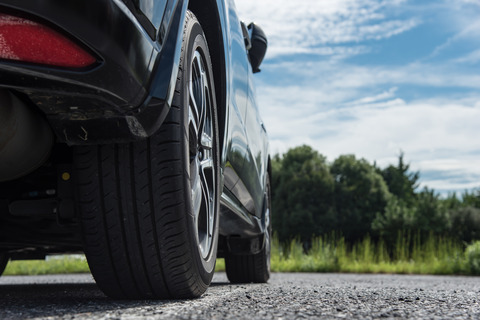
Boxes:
[188,49,216,259]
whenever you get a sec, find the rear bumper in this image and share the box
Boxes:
[0,0,186,144]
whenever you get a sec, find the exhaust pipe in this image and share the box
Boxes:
[0,89,54,182]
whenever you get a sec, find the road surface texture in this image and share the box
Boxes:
[1,272,479,319]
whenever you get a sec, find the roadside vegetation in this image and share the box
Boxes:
[267,145,480,276]
[272,145,480,247]
[3,144,480,276]
[4,256,89,276]
[269,235,480,275]
[4,238,480,276]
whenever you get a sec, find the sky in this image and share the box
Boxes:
[235,0,480,196]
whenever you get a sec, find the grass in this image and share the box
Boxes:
[2,235,478,276]
[269,233,470,275]
[4,255,90,276]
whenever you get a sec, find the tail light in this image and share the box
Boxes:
[0,13,96,68]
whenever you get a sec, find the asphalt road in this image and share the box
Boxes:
[1,272,479,319]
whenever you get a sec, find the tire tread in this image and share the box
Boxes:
[74,11,218,299]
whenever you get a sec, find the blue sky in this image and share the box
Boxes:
[236,0,480,195]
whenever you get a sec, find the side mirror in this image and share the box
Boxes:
[247,23,267,73]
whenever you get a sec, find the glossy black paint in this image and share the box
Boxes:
[0,0,269,254]
[0,0,180,144]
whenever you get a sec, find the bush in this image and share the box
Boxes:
[465,241,480,275]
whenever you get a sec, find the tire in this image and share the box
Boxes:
[74,11,219,299]
[0,253,8,276]
[225,173,271,283]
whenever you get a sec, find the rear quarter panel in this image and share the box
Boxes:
[219,0,269,223]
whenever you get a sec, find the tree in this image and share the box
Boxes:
[441,191,480,243]
[271,145,478,246]
[380,152,419,206]
[414,188,450,234]
[372,197,416,241]
[331,155,391,242]
[449,206,480,243]
[271,145,335,242]
[462,190,480,208]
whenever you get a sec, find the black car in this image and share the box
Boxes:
[0,0,270,299]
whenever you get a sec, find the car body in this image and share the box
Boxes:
[0,0,270,299]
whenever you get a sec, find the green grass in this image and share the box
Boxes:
[269,234,470,275]
[215,257,225,272]
[4,255,90,276]
[3,236,479,276]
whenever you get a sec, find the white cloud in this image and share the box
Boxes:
[235,0,420,58]
[429,20,480,59]
[418,157,480,192]
[236,0,480,193]
[264,94,480,193]
[458,0,480,4]
[421,1,480,62]
[454,49,480,64]
[267,45,371,59]
[260,60,480,98]
[255,58,480,193]
[348,87,398,106]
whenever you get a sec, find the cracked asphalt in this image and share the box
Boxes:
[1,272,479,319]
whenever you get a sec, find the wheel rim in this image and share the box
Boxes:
[188,48,216,260]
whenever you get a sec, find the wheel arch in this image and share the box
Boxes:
[188,0,228,154]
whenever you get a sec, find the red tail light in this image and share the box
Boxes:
[0,13,96,68]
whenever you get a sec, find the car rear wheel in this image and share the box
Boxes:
[74,11,219,299]
[225,173,271,283]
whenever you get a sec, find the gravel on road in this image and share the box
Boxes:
[1,272,479,319]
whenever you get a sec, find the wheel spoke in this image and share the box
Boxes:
[189,52,206,131]
[200,157,215,237]
[188,47,216,260]
[191,157,202,224]
[201,130,213,150]
[189,103,199,139]
[200,89,213,150]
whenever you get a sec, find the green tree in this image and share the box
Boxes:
[449,206,480,243]
[442,192,463,210]
[373,188,451,246]
[380,152,419,206]
[271,145,335,242]
[271,144,479,246]
[414,188,450,234]
[441,191,480,243]
[372,197,416,242]
[331,155,391,242]
[462,190,480,208]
